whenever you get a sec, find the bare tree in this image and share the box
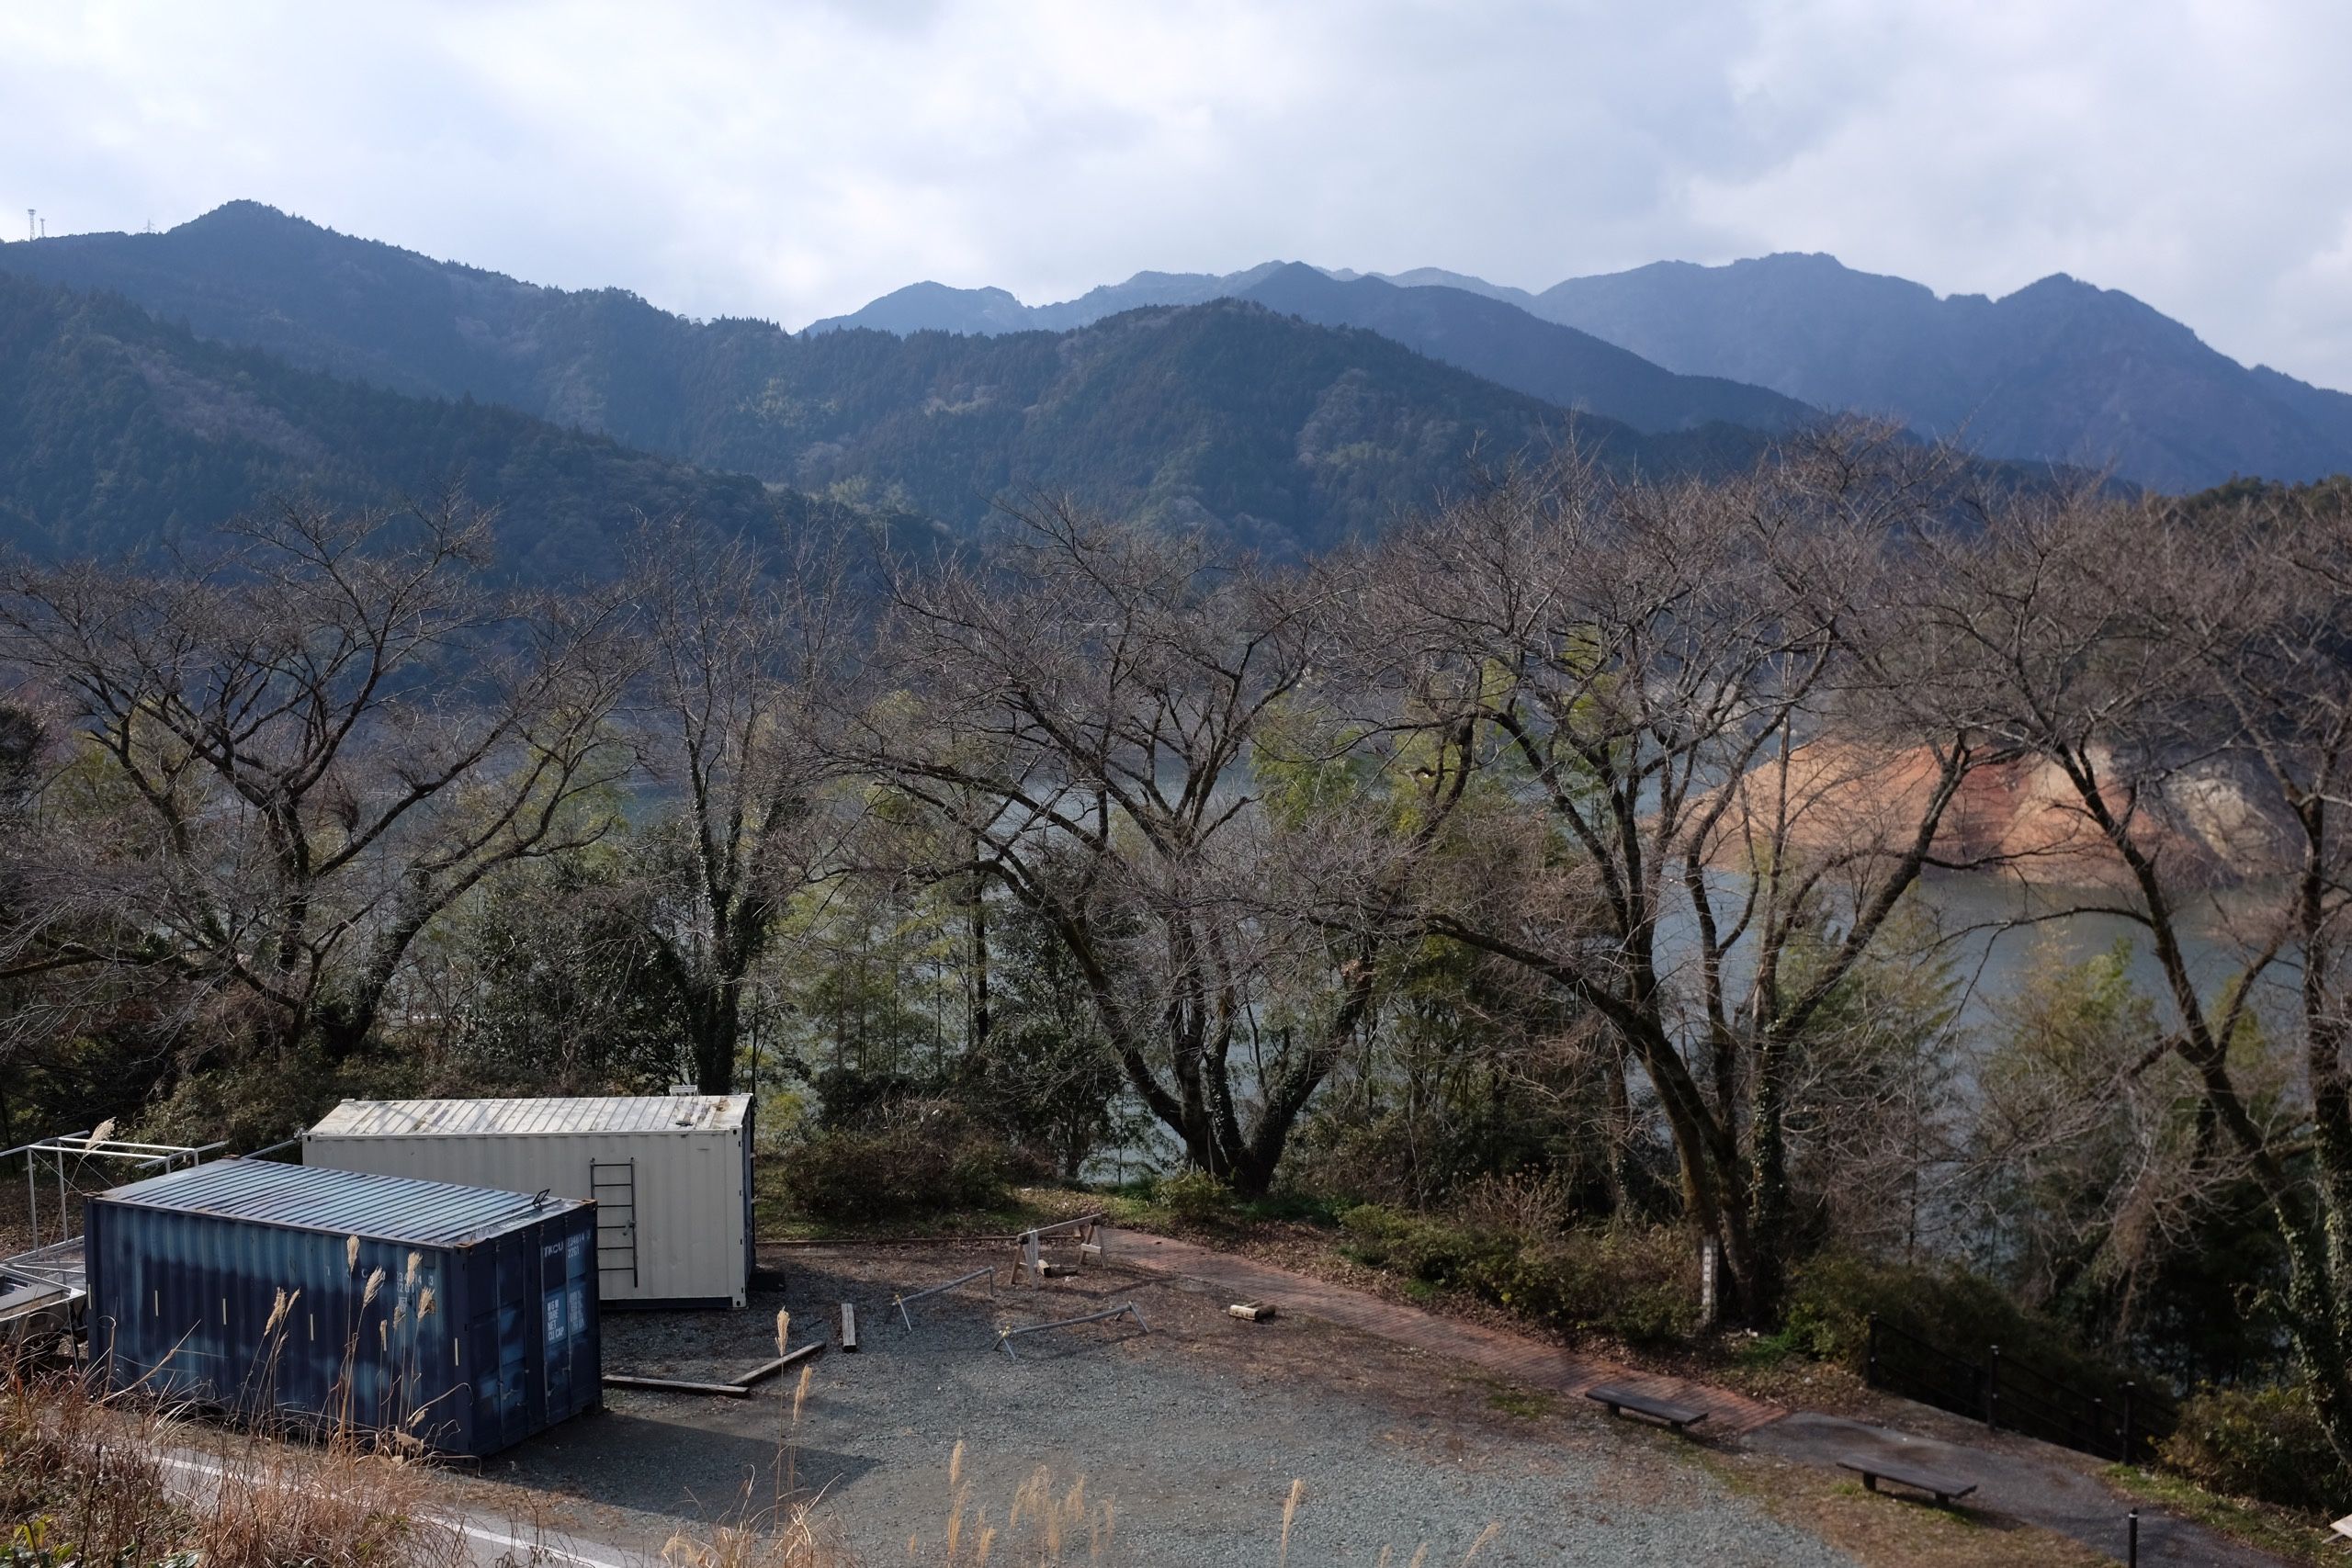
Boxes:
[0,497,633,1066]
[1916,479,2352,1461]
[854,502,1470,1193]
[626,519,863,1092]
[1370,433,2001,1316]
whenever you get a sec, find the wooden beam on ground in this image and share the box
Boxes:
[840,1302,859,1352]
[730,1340,824,1387]
[603,1372,752,1398]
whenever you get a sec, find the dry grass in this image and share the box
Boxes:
[884,1439,1115,1566]
[0,1361,458,1568]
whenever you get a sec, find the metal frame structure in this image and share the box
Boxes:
[995,1302,1147,1359]
[894,1265,997,1332]
[1,1132,223,1301]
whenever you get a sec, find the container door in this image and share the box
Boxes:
[467,1308,509,1450]
[496,1235,533,1449]
[538,1234,572,1412]
[564,1222,596,1414]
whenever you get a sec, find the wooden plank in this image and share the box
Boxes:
[1837,1458,1977,1504]
[603,1373,752,1398]
[730,1340,824,1387]
[840,1302,859,1352]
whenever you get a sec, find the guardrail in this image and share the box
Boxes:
[1864,1313,2177,1463]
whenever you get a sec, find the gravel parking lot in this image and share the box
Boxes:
[447,1242,1855,1566]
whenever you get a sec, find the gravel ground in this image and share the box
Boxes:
[444,1244,1857,1567]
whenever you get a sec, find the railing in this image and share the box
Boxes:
[1864,1313,2178,1464]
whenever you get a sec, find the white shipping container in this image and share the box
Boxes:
[303,1095,753,1308]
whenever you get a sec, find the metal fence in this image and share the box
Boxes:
[1864,1312,2178,1464]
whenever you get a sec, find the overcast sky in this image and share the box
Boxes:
[6,1,2350,388]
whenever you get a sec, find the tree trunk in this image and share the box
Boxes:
[1745,1027,1794,1322]
[688,980,741,1093]
[967,842,989,1055]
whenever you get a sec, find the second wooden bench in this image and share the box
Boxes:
[1837,1456,1977,1506]
[1583,1383,1710,1436]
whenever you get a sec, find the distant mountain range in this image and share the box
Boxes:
[817,254,2352,492]
[0,203,1774,563]
[809,261,1816,437]
[3,200,2341,576]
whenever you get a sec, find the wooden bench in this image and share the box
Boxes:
[1838,1456,1977,1506]
[1583,1383,1710,1435]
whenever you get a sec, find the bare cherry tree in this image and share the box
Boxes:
[625,519,865,1093]
[854,502,1470,1193]
[0,496,634,1066]
[1916,479,2352,1461]
[1371,433,2000,1317]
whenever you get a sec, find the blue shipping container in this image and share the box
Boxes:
[85,1159,600,1457]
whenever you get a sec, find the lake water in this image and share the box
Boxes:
[1089,868,2297,1184]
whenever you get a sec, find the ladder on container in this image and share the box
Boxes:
[590,1159,639,1288]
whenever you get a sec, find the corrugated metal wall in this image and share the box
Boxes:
[85,1179,600,1457]
[302,1120,750,1308]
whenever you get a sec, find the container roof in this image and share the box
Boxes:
[309,1095,750,1139]
[96,1158,585,1247]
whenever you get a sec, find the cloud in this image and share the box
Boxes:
[4,0,2348,387]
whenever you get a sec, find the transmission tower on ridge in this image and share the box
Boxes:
[24,209,31,243]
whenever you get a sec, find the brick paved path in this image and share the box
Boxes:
[1101,1226,1785,1436]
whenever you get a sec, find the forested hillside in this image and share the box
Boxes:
[763,302,1770,551]
[0,271,901,572]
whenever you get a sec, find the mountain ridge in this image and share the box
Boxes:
[808,247,2352,491]
[812,258,1816,435]
[1532,253,2352,490]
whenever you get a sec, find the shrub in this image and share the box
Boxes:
[1782,1251,2172,1438]
[2159,1385,2345,1515]
[809,1066,925,1129]
[1155,1168,1238,1225]
[1340,1205,1499,1281]
[1340,1205,1698,1346]
[779,1100,1030,1223]
[1785,1252,2088,1374]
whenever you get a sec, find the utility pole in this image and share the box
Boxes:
[24,209,31,243]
